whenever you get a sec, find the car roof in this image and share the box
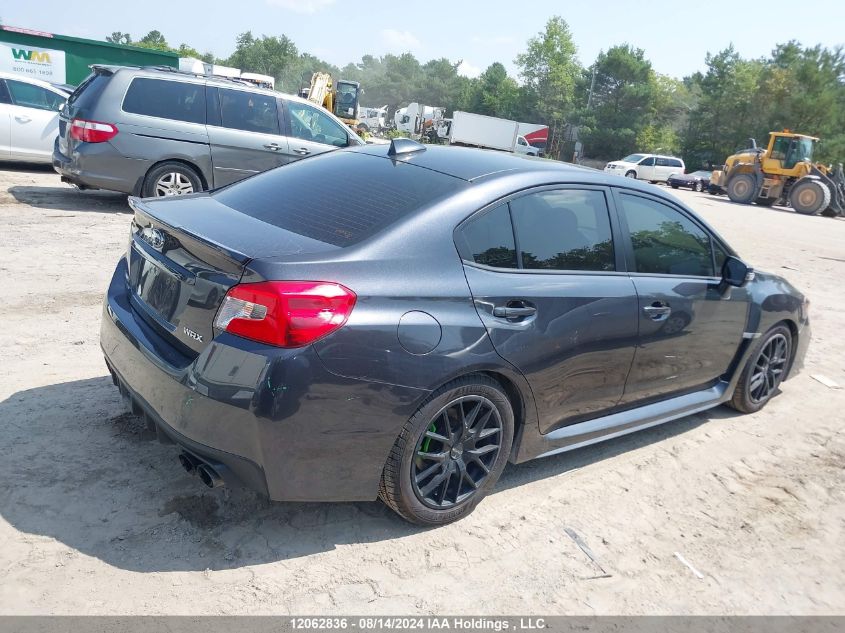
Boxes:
[0,70,69,94]
[95,64,310,102]
[349,144,592,182]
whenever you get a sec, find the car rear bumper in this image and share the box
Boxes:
[100,258,427,502]
[53,138,148,194]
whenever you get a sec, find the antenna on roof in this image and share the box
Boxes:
[388,137,426,157]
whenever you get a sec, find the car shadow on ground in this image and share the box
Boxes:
[0,375,740,573]
[6,185,130,213]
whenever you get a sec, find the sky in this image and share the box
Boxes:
[3,0,845,80]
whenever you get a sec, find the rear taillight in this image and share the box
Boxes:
[70,118,118,143]
[214,281,357,348]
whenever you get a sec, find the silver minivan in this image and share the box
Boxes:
[53,66,364,197]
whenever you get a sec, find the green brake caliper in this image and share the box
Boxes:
[420,423,436,452]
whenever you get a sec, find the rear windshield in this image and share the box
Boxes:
[213,151,465,247]
[67,72,111,111]
[122,78,206,124]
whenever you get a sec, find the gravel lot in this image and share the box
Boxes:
[1,164,843,615]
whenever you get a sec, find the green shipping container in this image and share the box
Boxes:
[0,25,178,86]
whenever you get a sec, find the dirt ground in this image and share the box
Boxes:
[0,164,843,615]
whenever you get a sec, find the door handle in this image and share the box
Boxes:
[15,115,32,123]
[493,304,537,319]
[643,302,672,321]
[263,143,283,151]
[293,147,311,156]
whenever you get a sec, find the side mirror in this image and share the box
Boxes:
[721,256,753,288]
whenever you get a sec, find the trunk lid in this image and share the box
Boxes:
[126,194,337,356]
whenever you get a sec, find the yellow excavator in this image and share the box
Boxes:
[300,72,361,128]
[709,130,845,217]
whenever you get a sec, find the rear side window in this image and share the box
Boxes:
[510,189,615,271]
[618,194,715,276]
[219,88,279,135]
[67,72,110,110]
[461,204,517,268]
[670,158,683,167]
[0,81,10,105]
[122,78,206,124]
[213,151,465,247]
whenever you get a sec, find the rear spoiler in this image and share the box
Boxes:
[128,196,253,267]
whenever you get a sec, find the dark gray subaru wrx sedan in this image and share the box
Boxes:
[101,139,810,525]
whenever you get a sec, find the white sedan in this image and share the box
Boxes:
[0,71,69,164]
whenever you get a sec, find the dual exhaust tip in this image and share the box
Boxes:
[178,452,224,489]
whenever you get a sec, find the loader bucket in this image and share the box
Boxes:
[811,164,845,217]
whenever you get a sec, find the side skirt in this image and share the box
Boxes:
[532,381,729,461]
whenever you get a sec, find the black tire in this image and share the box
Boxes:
[379,375,514,526]
[755,197,776,207]
[142,161,203,198]
[625,170,637,179]
[694,181,703,192]
[671,184,679,189]
[727,173,757,204]
[727,324,792,414]
[790,178,831,215]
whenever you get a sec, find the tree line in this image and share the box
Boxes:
[106,17,845,168]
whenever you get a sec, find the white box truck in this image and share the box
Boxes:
[449,111,539,155]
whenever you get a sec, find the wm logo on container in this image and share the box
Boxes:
[11,48,51,63]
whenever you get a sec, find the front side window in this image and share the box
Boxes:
[0,81,11,105]
[639,156,656,166]
[622,154,645,163]
[619,194,715,277]
[122,78,205,124]
[510,189,615,271]
[7,80,64,111]
[219,89,279,135]
[460,204,517,269]
[286,101,349,147]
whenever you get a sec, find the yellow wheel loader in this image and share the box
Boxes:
[709,131,845,217]
[301,72,361,128]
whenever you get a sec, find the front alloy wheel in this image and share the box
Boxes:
[728,325,792,414]
[747,333,790,405]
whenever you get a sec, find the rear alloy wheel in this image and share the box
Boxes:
[727,174,757,204]
[728,325,792,414]
[379,375,513,525]
[789,178,831,215]
[142,162,203,198]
